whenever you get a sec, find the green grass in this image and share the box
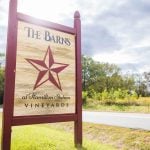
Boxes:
[83,98,150,113]
[83,104,150,113]
[10,125,115,150]
[50,122,150,150]
[0,113,115,150]
[1,112,150,150]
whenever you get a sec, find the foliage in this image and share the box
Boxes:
[0,69,4,104]
[83,97,150,113]
[82,56,136,95]
[82,55,142,108]
[82,91,88,104]
[83,88,139,106]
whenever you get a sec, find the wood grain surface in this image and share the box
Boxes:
[14,21,76,116]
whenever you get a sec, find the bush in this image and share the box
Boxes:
[0,69,4,104]
[86,88,139,106]
[101,89,109,100]
[82,91,88,104]
[87,88,96,98]
[95,92,102,100]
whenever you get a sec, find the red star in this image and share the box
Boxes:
[25,46,69,91]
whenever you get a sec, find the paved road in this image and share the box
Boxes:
[83,111,150,130]
[0,107,150,130]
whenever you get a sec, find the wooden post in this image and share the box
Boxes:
[74,11,82,147]
[1,0,18,150]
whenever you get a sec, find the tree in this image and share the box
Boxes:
[82,55,93,91]
[82,55,135,95]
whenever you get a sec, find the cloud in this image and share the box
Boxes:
[0,0,8,53]
[82,24,121,55]
[0,26,7,53]
[1,0,150,73]
[0,42,6,51]
[94,0,150,47]
[0,0,9,25]
[74,0,150,57]
[93,46,150,73]
[78,0,150,73]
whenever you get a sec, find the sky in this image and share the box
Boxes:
[0,0,150,74]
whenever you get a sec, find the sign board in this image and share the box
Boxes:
[14,21,76,116]
[2,0,82,149]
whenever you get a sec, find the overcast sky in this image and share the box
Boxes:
[0,0,150,73]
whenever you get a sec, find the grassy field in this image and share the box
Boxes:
[10,125,116,150]
[83,104,150,113]
[0,113,115,150]
[0,113,150,150]
[83,97,150,113]
[49,122,150,150]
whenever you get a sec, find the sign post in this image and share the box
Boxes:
[74,11,82,147]
[1,0,82,149]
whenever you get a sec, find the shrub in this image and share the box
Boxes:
[0,69,4,104]
[95,92,102,100]
[82,91,88,104]
[86,88,139,106]
[87,88,97,99]
[101,89,109,100]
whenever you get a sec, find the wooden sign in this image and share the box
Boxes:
[2,0,82,149]
[14,21,76,116]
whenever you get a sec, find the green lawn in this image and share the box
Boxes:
[50,122,150,150]
[0,113,115,150]
[10,125,115,150]
[83,104,150,113]
[1,113,150,150]
[83,98,150,113]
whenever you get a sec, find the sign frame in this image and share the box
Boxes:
[1,0,82,149]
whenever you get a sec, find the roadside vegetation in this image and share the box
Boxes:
[82,92,150,113]
[0,113,150,150]
[0,53,5,104]
[49,122,150,150]
[82,56,150,113]
[0,68,4,104]
[83,102,150,113]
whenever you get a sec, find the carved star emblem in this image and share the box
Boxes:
[25,46,69,91]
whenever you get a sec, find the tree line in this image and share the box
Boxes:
[82,55,149,102]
